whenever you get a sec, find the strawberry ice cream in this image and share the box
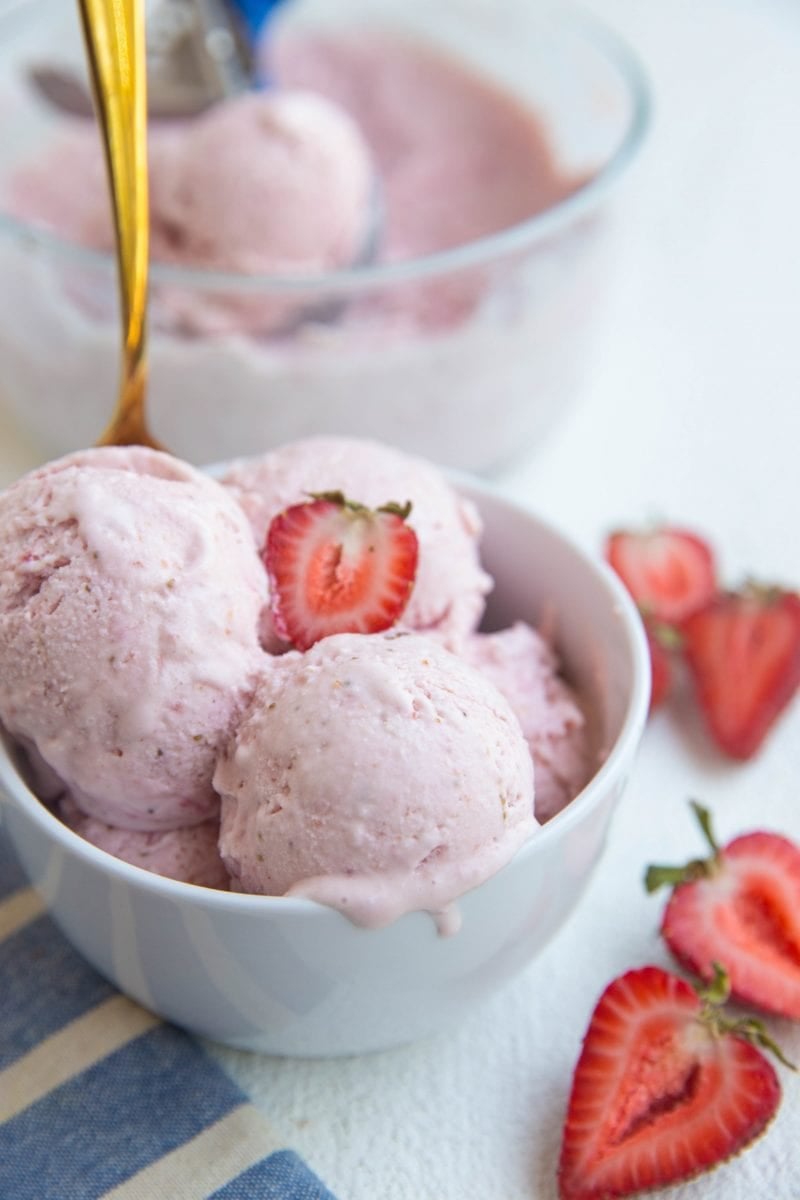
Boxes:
[58,794,229,889]
[0,446,267,831]
[222,435,492,649]
[148,91,373,275]
[214,632,537,931]
[273,29,583,266]
[460,622,590,822]
[0,434,600,928]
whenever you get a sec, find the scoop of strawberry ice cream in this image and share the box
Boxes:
[214,632,536,929]
[0,446,268,831]
[148,90,373,276]
[222,436,492,650]
[460,622,590,822]
[58,794,229,889]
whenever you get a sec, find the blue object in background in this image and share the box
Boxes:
[225,0,289,46]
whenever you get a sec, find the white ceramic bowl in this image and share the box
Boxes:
[0,0,650,473]
[0,480,649,1056]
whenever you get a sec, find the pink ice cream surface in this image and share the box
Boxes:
[5,125,112,249]
[222,435,492,649]
[59,794,229,889]
[0,447,268,831]
[273,29,584,261]
[214,632,537,928]
[461,622,590,823]
[147,90,373,275]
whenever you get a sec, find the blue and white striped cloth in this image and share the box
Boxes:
[0,832,338,1200]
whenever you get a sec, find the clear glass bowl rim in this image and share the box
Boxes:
[0,1,652,296]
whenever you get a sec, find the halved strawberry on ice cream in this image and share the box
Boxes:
[264,491,419,651]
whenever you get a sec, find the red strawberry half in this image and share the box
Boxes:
[682,583,800,759]
[647,801,800,1019]
[264,491,419,651]
[558,964,788,1200]
[605,526,717,625]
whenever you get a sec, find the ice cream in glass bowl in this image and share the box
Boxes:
[0,0,650,473]
[0,435,650,1056]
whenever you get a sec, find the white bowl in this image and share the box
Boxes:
[0,480,649,1056]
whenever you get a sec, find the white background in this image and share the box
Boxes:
[2,1,800,1197]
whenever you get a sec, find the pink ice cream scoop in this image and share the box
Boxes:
[222,436,492,650]
[214,632,537,931]
[461,622,590,822]
[0,447,268,831]
[143,89,375,333]
[58,795,230,889]
[149,90,374,276]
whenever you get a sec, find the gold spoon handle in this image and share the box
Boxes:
[79,0,158,448]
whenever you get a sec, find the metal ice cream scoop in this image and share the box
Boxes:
[29,0,285,120]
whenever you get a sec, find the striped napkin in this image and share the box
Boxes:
[0,831,338,1200]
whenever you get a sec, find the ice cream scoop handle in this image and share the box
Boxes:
[225,0,288,43]
[78,0,160,449]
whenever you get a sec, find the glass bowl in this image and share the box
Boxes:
[0,0,650,473]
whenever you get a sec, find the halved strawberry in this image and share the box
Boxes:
[682,583,800,759]
[646,801,800,1019]
[605,527,716,625]
[558,964,788,1200]
[264,491,418,651]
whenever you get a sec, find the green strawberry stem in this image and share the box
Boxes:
[308,490,413,521]
[698,963,797,1071]
[649,619,685,652]
[644,800,720,893]
[690,799,720,853]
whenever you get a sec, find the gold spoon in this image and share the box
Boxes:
[77,0,162,449]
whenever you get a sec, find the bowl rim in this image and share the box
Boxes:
[0,2,652,295]
[0,473,651,918]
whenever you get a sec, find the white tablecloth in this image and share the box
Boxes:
[2,1,799,1197]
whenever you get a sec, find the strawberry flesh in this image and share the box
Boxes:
[605,527,716,625]
[660,830,800,1020]
[682,585,800,759]
[265,494,419,651]
[558,965,781,1200]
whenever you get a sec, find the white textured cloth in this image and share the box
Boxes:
[1,1,799,1198]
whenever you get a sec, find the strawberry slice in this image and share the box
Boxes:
[264,491,418,651]
[647,801,800,1019]
[558,964,788,1200]
[605,527,716,625]
[682,583,800,759]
